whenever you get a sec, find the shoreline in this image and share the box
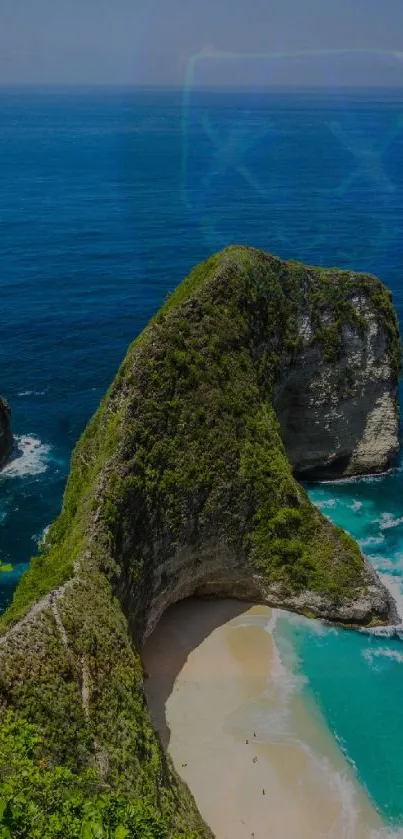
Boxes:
[142,598,386,839]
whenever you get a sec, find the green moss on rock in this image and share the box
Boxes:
[4,246,400,628]
[0,245,400,836]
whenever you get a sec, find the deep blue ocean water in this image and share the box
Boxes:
[2,84,403,830]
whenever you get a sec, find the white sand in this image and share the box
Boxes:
[142,598,385,839]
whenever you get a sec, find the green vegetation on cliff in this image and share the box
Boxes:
[0,711,199,839]
[4,246,400,628]
[0,245,400,837]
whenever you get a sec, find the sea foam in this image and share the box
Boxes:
[350,500,364,512]
[17,390,46,397]
[379,513,403,531]
[363,646,403,667]
[315,498,337,509]
[1,435,51,478]
[259,613,391,838]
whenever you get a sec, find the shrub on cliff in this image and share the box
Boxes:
[0,712,195,839]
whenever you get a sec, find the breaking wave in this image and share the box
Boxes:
[1,435,51,478]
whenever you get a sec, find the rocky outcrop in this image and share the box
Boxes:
[0,396,13,468]
[0,246,400,835]
[273,290,400,478]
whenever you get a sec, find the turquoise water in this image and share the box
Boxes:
[275,473,403,827]
[1,80,403,826]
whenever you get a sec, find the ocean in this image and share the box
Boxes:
[1,84,403,832]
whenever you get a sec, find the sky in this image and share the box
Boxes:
[1,0,403,87]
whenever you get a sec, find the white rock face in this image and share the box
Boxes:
[273,292,400,478]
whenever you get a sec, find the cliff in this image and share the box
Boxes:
[0,246,400,837]
[0,396,12,468]
[273,280,400,479]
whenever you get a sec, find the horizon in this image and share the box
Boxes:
[1,81,403,91]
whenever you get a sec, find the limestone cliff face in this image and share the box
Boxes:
[274,290,399,478]
[0,246,400,836]
[0,396,13,468]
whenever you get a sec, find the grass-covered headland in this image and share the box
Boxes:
[0,246,400,837]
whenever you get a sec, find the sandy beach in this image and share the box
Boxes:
[142,598,385,839]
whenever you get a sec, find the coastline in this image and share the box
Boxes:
[142,598,386,839]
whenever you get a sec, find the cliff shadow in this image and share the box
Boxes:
[141,597,251,748]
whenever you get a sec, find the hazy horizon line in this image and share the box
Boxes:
[1,82,403,92]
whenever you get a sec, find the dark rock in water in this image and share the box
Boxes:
[0,396,13,468]
[0,246,400,836]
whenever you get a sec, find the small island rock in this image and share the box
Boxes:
[0,396,13,468]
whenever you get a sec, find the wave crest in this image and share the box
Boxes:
[1,436,51,478]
